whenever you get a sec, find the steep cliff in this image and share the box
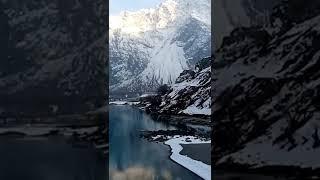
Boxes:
[140,57,211,117]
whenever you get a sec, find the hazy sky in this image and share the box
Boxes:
[110,0,162,15]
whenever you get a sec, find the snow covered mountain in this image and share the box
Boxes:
[139,56,211,116]
[109,0,211,96]
[213,0,320,172]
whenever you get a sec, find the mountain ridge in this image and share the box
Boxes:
[139,56,212,117]
[213,0,320,172]
[109,0,211,96]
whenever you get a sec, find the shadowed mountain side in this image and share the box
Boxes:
[213,0,320,175]
[0,0,107,116]
[139,57,211,117]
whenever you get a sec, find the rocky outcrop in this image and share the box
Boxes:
[140,56,211,117]
[0,0,107,116]
[213,0,320,172]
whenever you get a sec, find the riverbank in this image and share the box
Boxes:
[181,143,211,165]
[109,104,202,180]
[165,136,211,180]
[109,101,140,106]
[109,103,210,179]
[133,99,212,178]
[0,125,108,155]
[111,100,211,125]
[141,131,211,180]
[0,110,108,155]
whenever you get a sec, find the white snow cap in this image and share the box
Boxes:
[109,0,210,34]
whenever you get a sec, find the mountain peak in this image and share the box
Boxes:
[109,0,210,35]
[109,0,211,95]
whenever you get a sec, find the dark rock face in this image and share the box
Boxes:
[213,0,320,170]
[175,70,195,83]
[175,17,211,66]
[0,0,107,116]
[271,0,320,33]
[140,57,211,116]
[213,0,277,48]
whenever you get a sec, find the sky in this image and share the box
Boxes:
[110,0,162,15]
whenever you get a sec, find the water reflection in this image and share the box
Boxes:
[0,137,107,180]
[109,105,202,180]
[110,166,174,180]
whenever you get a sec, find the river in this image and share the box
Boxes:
[109,105,204,180]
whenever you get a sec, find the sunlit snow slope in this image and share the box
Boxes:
[109,0,211,95]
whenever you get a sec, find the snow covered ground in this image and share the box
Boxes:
[109,101,140,105]
[0,126,57,136]
[217,123,320,169]
[0,125,98,137]
[165,136,211,180]
[139,94,157,98]
[155,66,211,116]
[182,104,211,116]
[109,101,128,105]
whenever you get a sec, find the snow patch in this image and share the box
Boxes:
[165,136,211,180]
[109,101,128,105]
[182,105,211,116]
[0,126,98,137]
[109,101,140,105]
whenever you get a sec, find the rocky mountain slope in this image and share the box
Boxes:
[140,57,211,117]
[213,0,277,48]
[0,0,107,116]
[213,0,320,172]
[109,0,211,96]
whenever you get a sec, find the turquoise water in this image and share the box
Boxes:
[109,105,202,180]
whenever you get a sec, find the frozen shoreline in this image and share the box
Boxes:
[0,125,99,137]
[109,101,140,105]
[165,136,211,180]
